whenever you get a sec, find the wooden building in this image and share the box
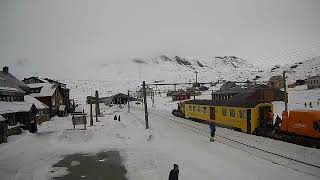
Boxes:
[172,90,191,101]
[0,67,49,141]
[23,78,64,117]
[137,87,153,98]
[307,75,320,89]
[0,66,38,127]
[212,85,284,103]
[23,77,71,113]
[24,95,50,124]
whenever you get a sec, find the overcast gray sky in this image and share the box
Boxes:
[0,0,320,79]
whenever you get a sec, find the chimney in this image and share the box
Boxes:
[3,66,8,73]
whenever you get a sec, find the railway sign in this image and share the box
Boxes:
[71,113,87,130]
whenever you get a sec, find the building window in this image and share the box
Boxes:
[239,110,243,118]
[192,106,195,112]
[197,106,201,113]
[203,107,207,113]
[189,105,191,109]
[222,108,228,116]
[230,109,235,117]
[52,98,55,106]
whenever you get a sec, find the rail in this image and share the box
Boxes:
[131,106,320,178]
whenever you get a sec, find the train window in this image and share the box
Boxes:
[239,110,243,118]
[203,107,207,113]
[230,109,235,117]
[222,108,228,116]
[197,106,201,113]
[189,105,192,109]
[313,121,320,132]
[192,106,195,112]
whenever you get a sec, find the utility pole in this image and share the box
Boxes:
[283,71,288,112]
[127,90,130,113]
[90,100,93,126]
[195,71,198,83]
[95,91,99,122]
[142,81,149,129]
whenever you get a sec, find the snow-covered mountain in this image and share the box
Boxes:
[258,57,320,83]
[60,55,320,104]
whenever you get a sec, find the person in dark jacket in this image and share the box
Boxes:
[169,164,179,180]
[209,121,216,142]
[118,115,120,122]
[114,115,117,121]
[274,115,282,132]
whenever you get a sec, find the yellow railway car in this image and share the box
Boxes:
[183,100,273,134]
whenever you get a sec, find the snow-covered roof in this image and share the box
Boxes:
[27,83,47,89]
[0,101,35,114]
[0,86,21,91]
[29,83,58,97]
[0,86,25,96]
[0,70,30,92]
[24,95,49,110]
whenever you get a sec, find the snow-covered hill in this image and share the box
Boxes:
[258,57,320,84]
[60,55,319,104]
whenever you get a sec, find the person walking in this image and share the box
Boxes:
[118,115,121,122]
[114,115,117,121]
[168,164,179,180]
[209,121,216,142]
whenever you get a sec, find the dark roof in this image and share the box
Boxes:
[112,93,128,98]
[269,75,283,81]
[44,78,66,86]
[213,84,273,95]
[185,92,269,108]
[0,71,30,93]
[22,76,45,83]
[307,75,320,79]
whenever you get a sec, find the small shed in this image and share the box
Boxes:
[307,75,320,89]
[111,93,129,104]
[172,90,191,101]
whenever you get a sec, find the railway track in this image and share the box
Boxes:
[131,106,320,178]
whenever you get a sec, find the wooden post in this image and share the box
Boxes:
[95,91,99,122]
[143,81,149,129]
[283,71,288,112]
[128,90,130,113]
[73,115,75,129]
[90,101,93,126]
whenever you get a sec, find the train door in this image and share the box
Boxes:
[210,107,215,120]
[247,109,251,133]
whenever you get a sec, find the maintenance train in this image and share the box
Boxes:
[172,99,320,148]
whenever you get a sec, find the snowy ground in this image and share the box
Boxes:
[0,102,319,180]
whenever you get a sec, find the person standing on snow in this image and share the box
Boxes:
[118,115,121,122]
[168,164,179,180]
[209,121,216,142]
[114,115,117,121]
[274,115,282,132]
